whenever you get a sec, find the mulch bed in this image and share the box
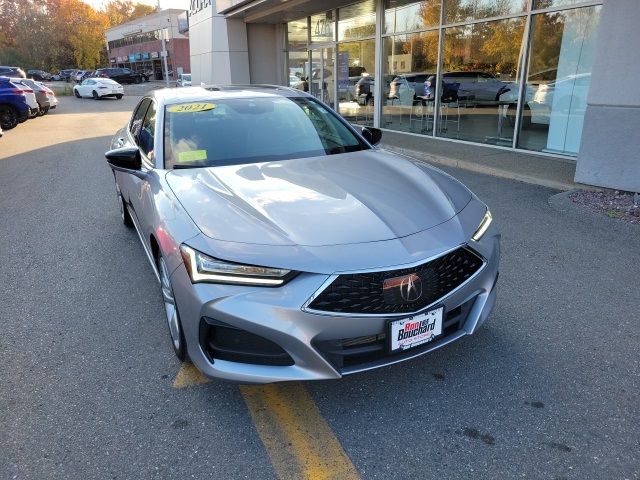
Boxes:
[569,190,640,225]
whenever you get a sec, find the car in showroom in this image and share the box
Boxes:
[74,78,124,99]
[105,85,500,383]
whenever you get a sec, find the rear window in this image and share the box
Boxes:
[163,96,368,169]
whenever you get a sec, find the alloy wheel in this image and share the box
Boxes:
[159,257,181,351]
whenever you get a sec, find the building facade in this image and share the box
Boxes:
[188,0,640,192]
[106,9,190,81]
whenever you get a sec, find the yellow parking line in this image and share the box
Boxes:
[172,363,211,388]
[240,383,361,480]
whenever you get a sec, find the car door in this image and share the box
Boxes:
[131,99,158,243]
[80,79,92,96]
[115,98,151,225]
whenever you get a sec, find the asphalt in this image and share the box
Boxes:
[0,94,638,480]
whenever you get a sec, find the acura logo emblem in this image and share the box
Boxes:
[383,273,423,303]
[399,273,422,302]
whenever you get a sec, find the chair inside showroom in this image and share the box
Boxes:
[440,82,461,133]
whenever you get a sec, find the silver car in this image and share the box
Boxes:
[106,85,500,383]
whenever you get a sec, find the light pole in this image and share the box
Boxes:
[138,18,172,87]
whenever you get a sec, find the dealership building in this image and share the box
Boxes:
[188,0,639,192]
[106,9,190,81]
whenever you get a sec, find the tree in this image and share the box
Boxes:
[104,0,156,27]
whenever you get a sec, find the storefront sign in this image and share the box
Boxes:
[135,53,142,60]
[151,51,159,59]
[128,54,136,62]
[143,52,150,60]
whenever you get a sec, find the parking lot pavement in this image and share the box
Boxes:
[0,95,638,479]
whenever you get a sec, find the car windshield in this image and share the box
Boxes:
[163,96,368,169]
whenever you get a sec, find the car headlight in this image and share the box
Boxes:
[471,209,493,242]
[180,245,295,286]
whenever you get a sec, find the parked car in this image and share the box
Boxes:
[0,77,35,129]
[8,78,39,117]
[73,78,124,99]
[175,73,191,87]
[354,74,395,104]
[27,69,51,81]
[16,78,58,115]
[389,72,464,103]
[95,67,144,84]
[59,69,75,82]
[104,85,499,383]
[0,66,26,79]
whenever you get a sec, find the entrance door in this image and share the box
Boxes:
[309,47,335,108]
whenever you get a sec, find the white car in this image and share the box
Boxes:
[175,73,191,87]
[73,78,124,100]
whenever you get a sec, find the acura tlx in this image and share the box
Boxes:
[105,85,500,383]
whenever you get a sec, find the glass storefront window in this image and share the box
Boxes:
[309,48,335,108]
[438,17,526,145]
[382,31,439,133]
[287,19,308,88]
[533,0,589,8]
[311,11,335,42]
[338,39,376,124]
[338,0,376,40]
[517,6,601,155]
[384,0,441,34]
[443,0,526,24]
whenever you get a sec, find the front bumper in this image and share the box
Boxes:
[170,231,500,384]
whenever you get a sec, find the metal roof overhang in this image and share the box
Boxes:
[217,0,361,23]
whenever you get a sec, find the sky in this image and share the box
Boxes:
[81,0,190,11]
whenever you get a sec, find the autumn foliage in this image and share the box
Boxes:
[0,0,156,70]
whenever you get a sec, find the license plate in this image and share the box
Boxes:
[388,307,443,352]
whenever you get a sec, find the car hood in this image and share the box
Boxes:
[165,150,472,247]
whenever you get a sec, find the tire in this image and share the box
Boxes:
[36,106,45,117]
[158,255,189,362]
[0,105,18,130]
[42,106,50,115]
[116,94,123,100]
[74,89,81,98]
[92,90,99,100]
[117,191,134,228]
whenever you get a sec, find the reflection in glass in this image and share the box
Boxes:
[384,0,441,34]
[310,48,335,108]
[338,40,376,125]
[533,0,586,9]
[443,0,526,24]
[338,0,376,40]
[311,11,335,43]
[287,19,308,89]
[382,32,439,133]
[518,7,600,155]
[438,18,525,144]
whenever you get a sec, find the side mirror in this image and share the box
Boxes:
[105,146,142,171]
[361,126,382,146]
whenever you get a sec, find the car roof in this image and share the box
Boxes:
[148,84,309,106]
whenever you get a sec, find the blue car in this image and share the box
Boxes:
[0,76,34,130]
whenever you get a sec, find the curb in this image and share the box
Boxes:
[381,144,577,191]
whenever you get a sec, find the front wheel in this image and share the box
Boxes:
[158,256,189,362]
[92,90,99,100]
[115,94,123,100]
[0,105,18,130]
[74,89,81,98]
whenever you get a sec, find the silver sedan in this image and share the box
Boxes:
[106,85,500,383]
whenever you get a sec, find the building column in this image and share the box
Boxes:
[189,1,250,85]
[575,0,640,192]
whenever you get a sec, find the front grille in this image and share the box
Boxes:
[307,247,483,315]
[314,298,473,373]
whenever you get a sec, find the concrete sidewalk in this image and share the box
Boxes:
[380,129,581,191]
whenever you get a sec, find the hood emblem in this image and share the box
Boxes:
[383,273,423,303]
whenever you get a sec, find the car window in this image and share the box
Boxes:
[129,98,151,140]
[163,96,369,169]
[122,69,131,74]
[138,101,156,161]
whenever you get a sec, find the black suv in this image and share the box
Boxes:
[0,66,26,78]
[95,67,143,84]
